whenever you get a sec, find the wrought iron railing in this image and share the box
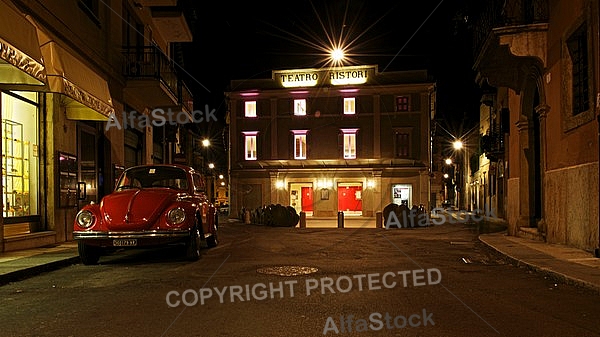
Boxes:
[122,46,179,100]
[179,80,193,112]
[472,0,548,59]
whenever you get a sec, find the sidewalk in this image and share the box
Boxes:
[479,232,600,294]
[1,219,599,294]
[0,242,79,286]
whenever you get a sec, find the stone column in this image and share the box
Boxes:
[535,104,550,234]
[516,118,533,228]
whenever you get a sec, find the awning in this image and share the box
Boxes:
[0,0,46,86]
[40,41,114,121]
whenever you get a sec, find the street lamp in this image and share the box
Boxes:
[453,140,463,150]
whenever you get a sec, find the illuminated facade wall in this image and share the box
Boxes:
[472,0,599,251]
[226,66,436,218]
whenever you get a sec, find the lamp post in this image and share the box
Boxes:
[207,162,215,203]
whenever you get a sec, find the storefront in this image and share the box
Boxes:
[0,0,47,249]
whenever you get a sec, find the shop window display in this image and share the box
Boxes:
[1,91,39,218]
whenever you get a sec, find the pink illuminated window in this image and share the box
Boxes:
[245,101,257,117]
[242,131,258,160]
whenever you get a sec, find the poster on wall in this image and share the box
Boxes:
[392,184,412,206]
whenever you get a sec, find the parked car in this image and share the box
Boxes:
[219,203,229,215]
[73,164,218,265]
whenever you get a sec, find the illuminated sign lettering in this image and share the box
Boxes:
[274,65,375,88]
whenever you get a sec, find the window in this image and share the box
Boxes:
[341,129,358,159]
[294,99,306,116]
[396,96,409,112]
[245,101,257,117]
[292,130,308,159]
[243,131,258,160]
[567,24,589,116]
[395,132,410,158]
[1,91,40,217]
[343,97,356,115]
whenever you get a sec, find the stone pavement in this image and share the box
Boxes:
[1,217,599,294]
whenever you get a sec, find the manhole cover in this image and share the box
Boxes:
[256,266,319,276]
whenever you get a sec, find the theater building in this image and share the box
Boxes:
[225,65,436,218]
[0,0,193,251]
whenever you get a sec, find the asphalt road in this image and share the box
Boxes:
[1,221,599,337]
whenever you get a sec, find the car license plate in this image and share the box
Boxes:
[113,239,137,247]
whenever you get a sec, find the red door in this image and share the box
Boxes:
[338,185,362,211]
[301,187,313,212]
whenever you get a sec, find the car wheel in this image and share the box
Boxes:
[206,230,218,248]
[185,223,201,261]
[207,215,218,248]
[78,241,101,265]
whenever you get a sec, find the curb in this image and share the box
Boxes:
[478,234,600,295]
[0,256,81,286]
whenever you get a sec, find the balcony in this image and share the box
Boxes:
[122,46,193,114]
[151,8,192,42]
[472,0,548,90]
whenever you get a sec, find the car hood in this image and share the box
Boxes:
[101,189,179,230]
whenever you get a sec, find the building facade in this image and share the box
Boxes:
[471,0,599,253]
[225,65,436,219]
[0,0,194,252]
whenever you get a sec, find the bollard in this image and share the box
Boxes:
[337,211,344,228]
[299,211,306,228]
[376,211,383,228]
[244,210,251,224]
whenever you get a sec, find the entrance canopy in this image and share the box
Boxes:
[0,0,46,86]
[40,41,114,121]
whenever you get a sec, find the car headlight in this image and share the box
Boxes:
[167,207,186,224]
[76,210,95,228]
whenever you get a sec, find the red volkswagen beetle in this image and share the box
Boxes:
[73,164,218,265]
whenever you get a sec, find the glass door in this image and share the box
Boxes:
[77,124,98,206]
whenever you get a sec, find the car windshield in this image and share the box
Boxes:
[116,166,189,191]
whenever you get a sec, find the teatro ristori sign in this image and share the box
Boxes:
[273,65,377,88]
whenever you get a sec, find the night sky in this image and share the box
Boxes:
[179,0,481,166]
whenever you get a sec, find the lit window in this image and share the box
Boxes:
[292,130,308,159]
[396,96,409,112]
[294,99,306,116]
[242,131,258,160]
[343,97,355,114]
[245,101,257,117]
[341,129,358,159]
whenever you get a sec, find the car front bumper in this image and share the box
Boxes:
[74,230,190,239]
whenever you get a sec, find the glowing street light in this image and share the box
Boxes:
[202,139,210,148]
[445,158,453,165]
[208,163,215,169]
[330,48,345,63]
[218,174,224,179]
[453,140,463,150]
